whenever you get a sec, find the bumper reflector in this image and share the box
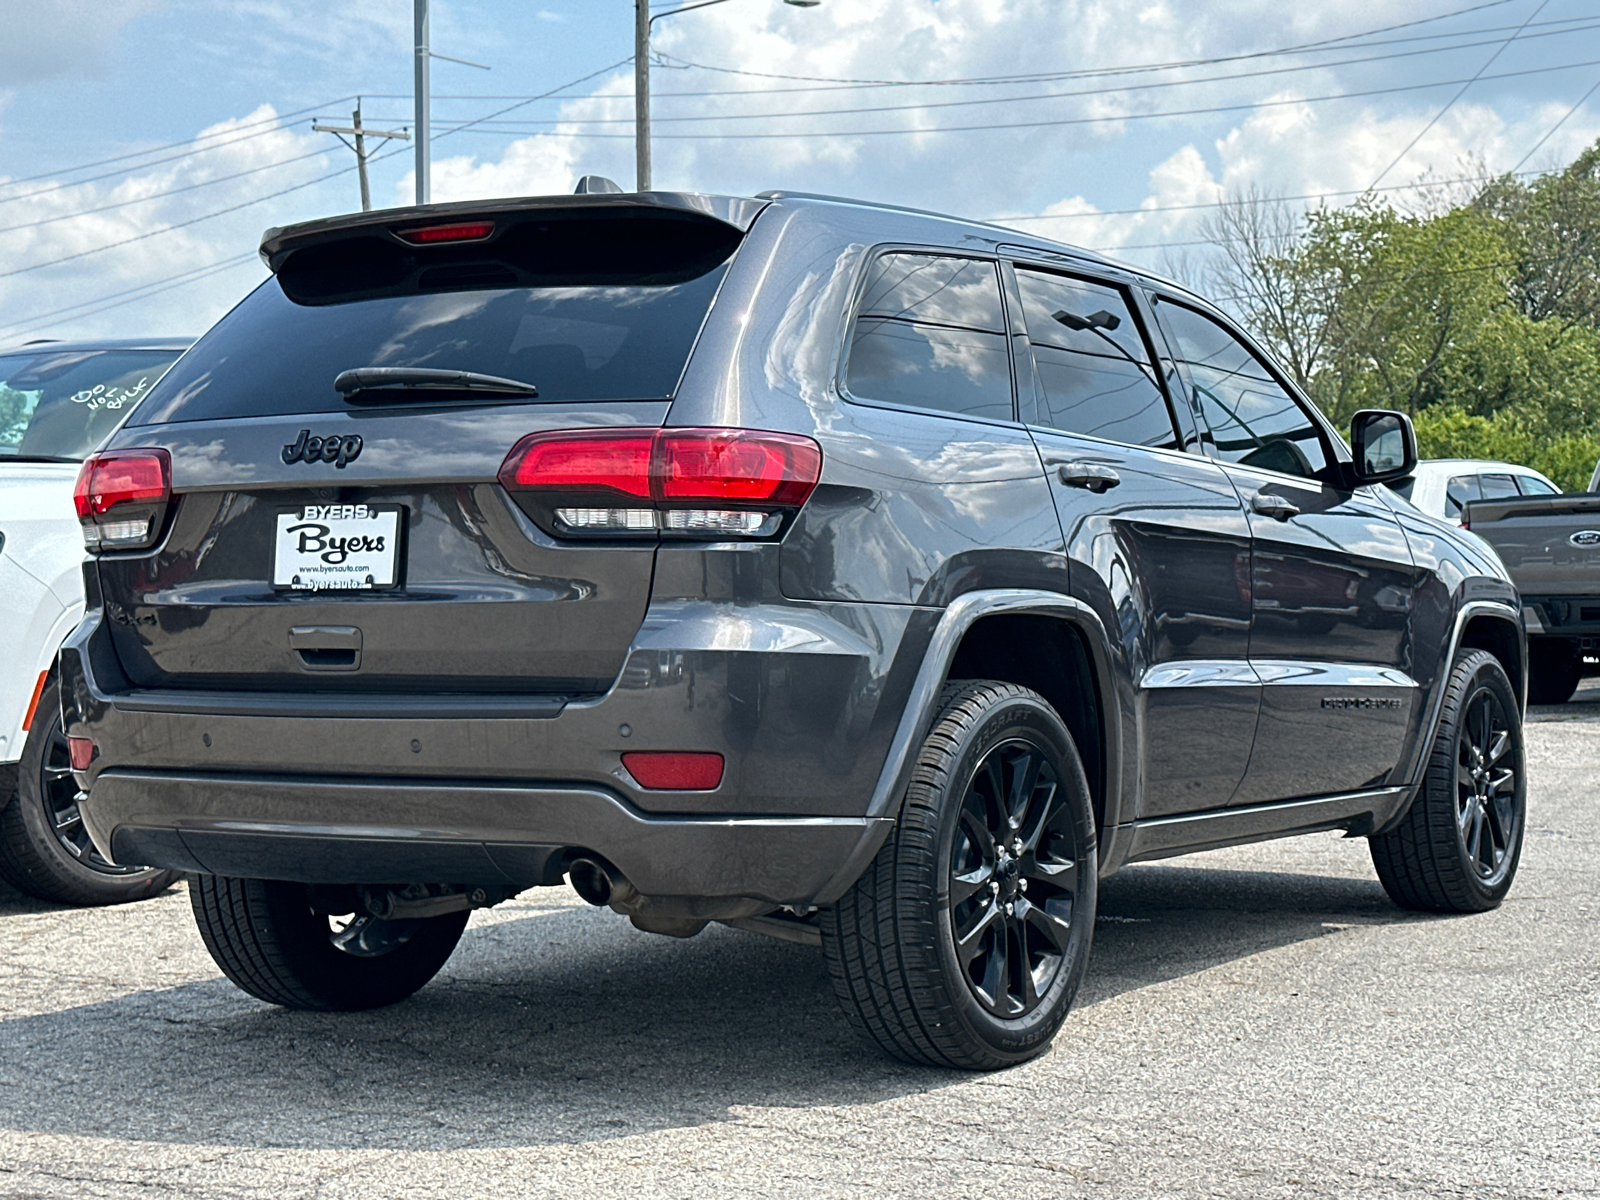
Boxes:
[622,751,725,791]
[68,736,96,771]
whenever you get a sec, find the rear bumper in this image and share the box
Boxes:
[58,583,930,904]
[1523,596,1600,644]
[86,768,883,905]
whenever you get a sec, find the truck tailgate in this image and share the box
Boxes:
[1462,493,1600,598]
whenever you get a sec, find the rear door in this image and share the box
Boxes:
[1150,296,1419,804]
[1008,262,1257,817]
[95,207,744,695]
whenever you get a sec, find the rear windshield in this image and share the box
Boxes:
[0,348,184,460]
[134,214,740,425]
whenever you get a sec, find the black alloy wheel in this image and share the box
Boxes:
[1454,685,1519,888]
[0,680,180,906]
[1371,649,1526,913]
[822,680,1097,1070]
[950,738,1080,1019]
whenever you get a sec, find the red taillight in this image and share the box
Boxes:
[396,221,495,244]
[68,736,95,772]
[73,449,171,551]
[657,429,821,506]
[498,428,822,538]
[499,429,655,498]
[622,751,724,791]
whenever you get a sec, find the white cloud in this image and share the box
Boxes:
[7,0,1600,342]
[0,105,347,343]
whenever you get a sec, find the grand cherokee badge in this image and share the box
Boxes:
[282,429,363,468]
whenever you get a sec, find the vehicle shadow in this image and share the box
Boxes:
[0,862,1422,1151]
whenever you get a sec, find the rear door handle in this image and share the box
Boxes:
[1055,463,1122,493]
[1251,492,1300,521]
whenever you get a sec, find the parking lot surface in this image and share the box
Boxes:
[1,689,1597,1200]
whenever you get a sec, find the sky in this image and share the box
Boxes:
[2,0,1599,345]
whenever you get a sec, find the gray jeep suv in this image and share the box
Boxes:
[59,190,1526,1069]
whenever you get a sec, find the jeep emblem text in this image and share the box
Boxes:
[282,429,363,468]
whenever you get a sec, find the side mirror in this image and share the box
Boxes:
[1350,409,1417,486]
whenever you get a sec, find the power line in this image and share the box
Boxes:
[1,257,262,341]
[1369,0,1549,189]
[0,59,639,287]
[408,56,1600,140]
[0,162,356,282]
[649,0,1525,88]
[0,146,333,237]
[0,252,260,339]
[0,97,353,189]
[356,20,1600,129]
[986,168,1552,224]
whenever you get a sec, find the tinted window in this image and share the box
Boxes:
[1158,300,1327,479]
[845,253,1013,422]
[1015,269,1176,448]
[1480,473,1520,500]
[134,231,735,424]
[1518,475,1560,496]
[0,349,183,460]
[1445,474,1481,517]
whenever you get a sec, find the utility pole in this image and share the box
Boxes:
[634,0,819,193]
[314,102,409,212]
[635,0,651,192]
[415,0,430,205]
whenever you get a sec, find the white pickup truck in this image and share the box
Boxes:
[0,338,189,903]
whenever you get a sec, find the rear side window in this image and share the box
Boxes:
[1157,299,1328,480]
[1480,473,1520,500]
[844,253,1013,422]
[133,214,739,424]
[0,349,183,459]
[1518,475,1560,496]
[1445,474,1481,517]
[1013,268,1177,448]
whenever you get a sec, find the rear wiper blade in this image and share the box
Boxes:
[334,367,539,399]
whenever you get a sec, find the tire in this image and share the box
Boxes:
[189,875,469,1010]
[0,680,180,906]
[1370,650,1526,913]
[821,680,1097,1070]
[1528,639,1581,705]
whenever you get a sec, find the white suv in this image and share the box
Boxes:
[1391,458,1561,524]
[0,338,189,904]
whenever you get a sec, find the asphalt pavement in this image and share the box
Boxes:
[1,686,1597,1199]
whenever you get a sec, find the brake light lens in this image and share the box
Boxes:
[622,751,724,790]
[498,428,822,538]
[396,221,495,244]
[73,449,172,551]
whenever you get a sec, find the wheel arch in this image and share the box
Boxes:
[1373,598,1524,837]
[811,589,1124,905]
[1459,610,1525,711]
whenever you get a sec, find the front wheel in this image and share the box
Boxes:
[821,681,1097,1070]
[1370,649,1526,913]
[189,876,468,1010]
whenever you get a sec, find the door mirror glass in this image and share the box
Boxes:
[1350,409,1417,485]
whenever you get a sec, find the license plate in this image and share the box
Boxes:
[273,504,401,591]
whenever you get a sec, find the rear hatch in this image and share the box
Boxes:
[1462,492,1600,600]
[89,197,757,695]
